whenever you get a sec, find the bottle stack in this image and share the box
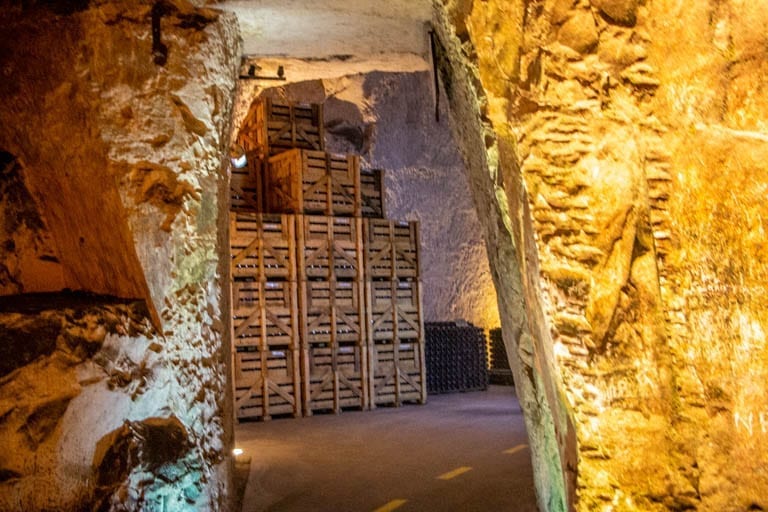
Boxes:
[230,97,425,420]
[424,321,489,394]
[488,327,514,385]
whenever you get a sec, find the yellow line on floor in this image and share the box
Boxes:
[437,466,473,480]
[503,444,528,455]
[372,499,407,512]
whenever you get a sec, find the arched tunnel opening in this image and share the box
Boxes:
[1,1,768,511]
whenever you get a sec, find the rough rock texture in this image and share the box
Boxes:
[233,73,501,329]
[0,2,239,511]
[434,0,768,510]
[0,153,64,295]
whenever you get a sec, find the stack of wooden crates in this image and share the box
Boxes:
[230,98,426,420]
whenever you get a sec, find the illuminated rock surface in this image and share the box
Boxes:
[0,1,239,510]
[434,0,768,509]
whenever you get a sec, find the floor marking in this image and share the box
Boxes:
[372,499,407,512]
[503,444,529,455]
[437,466,473,480]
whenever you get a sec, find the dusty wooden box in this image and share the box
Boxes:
[360,168,385,218]
[266,149,361,217]
[232,280,299,349]
[230,153,263,212]
[230,212,297,281]
[234,345,302,420]
[363,219,420,280]
[365,280,424,343]
[297,215,363,281]
[368,340,426,407]
[302,342,368,414]
[300,280,365,346]
[237,98,325,158]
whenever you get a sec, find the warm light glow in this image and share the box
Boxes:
[233,448,243,456]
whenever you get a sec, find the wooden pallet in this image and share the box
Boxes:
[369,340,426,407]
[360,168,385,218]
[364,219,420,279]
[230,153,263,212]
[297,215,363,281]
[302,343,368,414]
[230,212,297,281]
[300,280,366,345]
[234,345,301,420]
[237,98,324,158]
[266,149,361,217]
[232,280,299,349]
[365,280,423,343]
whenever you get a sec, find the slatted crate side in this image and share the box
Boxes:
[237,98,324,158]
[236,102,268,158]
[265,99,324,155]
[363,219,420,279]
[365,280,423,343]
[265,150,361,216]
[230,212,297,281]
[297,215,363,281]
[234,346,301,420]
[299,280,365,345]
[368,340,425,407]
[232,280,299,349]
[230,155,264,212]
[300,151,360,216]
[360,168,385,218]
[301,343,368,414]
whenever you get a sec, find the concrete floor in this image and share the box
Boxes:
[235,386,539,512]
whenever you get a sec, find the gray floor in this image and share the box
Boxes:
[235,386,539,512]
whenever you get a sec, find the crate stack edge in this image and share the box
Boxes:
[230,212,302,420]
[364,218,426,408]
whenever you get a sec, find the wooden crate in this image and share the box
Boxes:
[230,212,297,281]
[300,280,365,346]
[369,340,426,407]
[360,168,385,218]
[232,280,299,349]
[302,342,368,414]
[297,215,363,281]
[266,149,361,217]
[234,345,301,420]
[365,280,424,343]
[364,219,420,280]
[237,98,324,158]
[230,153,263,212]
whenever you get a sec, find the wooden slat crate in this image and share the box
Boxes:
[300,280,365,345]
[360,168,385,218]
[369,340,426,407]
[297,215,363,281]
[364,219,420,279]
[230,212,297,281]
[365,280,424,343]
[234,345,301,420]
[230,153,263,212]
[237,98,325,158]
[266,149,362,217]
[302,342,368,414]
[232,280,299,349]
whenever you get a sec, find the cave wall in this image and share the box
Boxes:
[0,2,239,510]
[434,0,768,510]
[234,72,501,329]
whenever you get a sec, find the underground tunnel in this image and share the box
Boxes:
[1,1,768,511]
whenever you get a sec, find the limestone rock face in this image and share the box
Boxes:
[0,2,239,510]
[434,0,768,509]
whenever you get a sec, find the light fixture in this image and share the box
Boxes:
[229,144,247,169]
[233,448,244,456]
